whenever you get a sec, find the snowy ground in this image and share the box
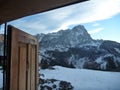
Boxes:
[0,69,3,89]
[0,66,120,90]
[40,66,120,90]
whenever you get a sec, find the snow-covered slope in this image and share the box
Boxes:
[40,66,120,90]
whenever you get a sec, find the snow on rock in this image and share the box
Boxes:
[39,78,73,90]
[73,58,86,68]
[95,56,103,64]
[114,48,120,53]
[38,25,93,52]
[100,62,107,70]
[40,66,120,90]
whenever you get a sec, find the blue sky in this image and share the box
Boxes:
[0,0,120,42]
[84,14,120,42]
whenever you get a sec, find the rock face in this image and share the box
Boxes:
[37,25,120,71]
[39,78,73,90]
[39,25,93,51]
[39,73,73,90]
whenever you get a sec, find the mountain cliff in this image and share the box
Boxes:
[37,25,120,71]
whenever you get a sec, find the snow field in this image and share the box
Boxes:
[40,66,120,90]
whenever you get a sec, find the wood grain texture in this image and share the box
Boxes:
[18,43,27,90]
[27,44,31,90]
[10,27,19,90]
[30,45,36,90]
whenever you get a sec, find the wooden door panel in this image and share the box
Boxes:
[9,26,19,90]
[6,25,38,90]
[27,44,31,90]
[30,45,36,90]
[18,43,27,90]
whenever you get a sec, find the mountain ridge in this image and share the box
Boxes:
[37,25,120,71]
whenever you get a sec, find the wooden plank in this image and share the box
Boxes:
[30,45,36,90]
[0,0,87,24]
[8,25,38,44]
[35,44,39,90]
[18,30,38,45]
[27,44,31,90]
[9,26,19,90]
[18,43,27,90]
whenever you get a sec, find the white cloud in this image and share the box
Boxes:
[9,19,49,34]
[88,27,104,34]
[54,0,120,32]
[92,23,100,27]
[9,0,120,34]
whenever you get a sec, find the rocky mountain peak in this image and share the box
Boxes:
[72,25,86,31]
[69,25,92,41]
[72,25,88,34]
[38,25,93,51]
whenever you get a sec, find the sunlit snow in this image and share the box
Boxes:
[40,66,120,90]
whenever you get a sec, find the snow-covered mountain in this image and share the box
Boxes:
[37,25,120,71]
[38,25,94,51]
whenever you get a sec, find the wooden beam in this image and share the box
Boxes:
[0,0,87,24]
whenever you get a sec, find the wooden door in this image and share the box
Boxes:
[6,25,38,90]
